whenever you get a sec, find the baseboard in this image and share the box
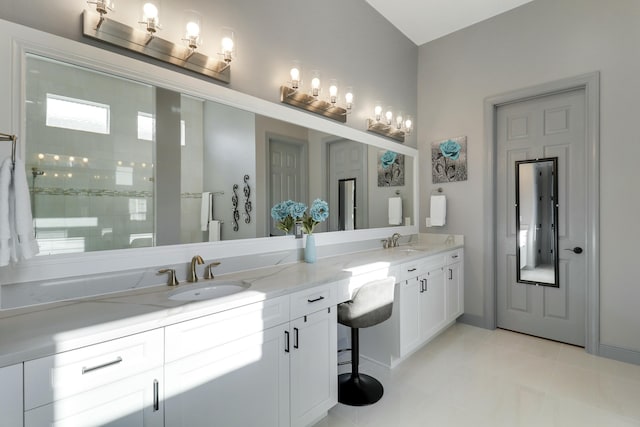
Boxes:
[458,313,488,329]
[599,344,640,366]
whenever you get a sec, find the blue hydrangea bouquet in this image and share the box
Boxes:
[271,199,329,235]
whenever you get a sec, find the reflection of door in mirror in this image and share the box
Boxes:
[516,158,558,285]
[338,178,356,231]
[268,138,307,236]
[25,54,156,255]
[327,140,367,231]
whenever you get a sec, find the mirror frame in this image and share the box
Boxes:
[514,157,560,287]
[0,18,419,285]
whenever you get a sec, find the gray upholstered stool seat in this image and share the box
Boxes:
[338,277,395,406]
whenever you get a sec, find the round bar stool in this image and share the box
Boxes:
[337,277,395,406]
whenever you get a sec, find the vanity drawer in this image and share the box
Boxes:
[24,328,163,410]
[290,282,337,319]
[399,260,426,282]
[165,295,290,362]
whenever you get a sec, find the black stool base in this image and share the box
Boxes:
[338,373,384,406]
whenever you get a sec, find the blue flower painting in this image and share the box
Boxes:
[378,150,405,187]
[431,136,467,183]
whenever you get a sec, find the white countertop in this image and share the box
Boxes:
[0,240,462,368]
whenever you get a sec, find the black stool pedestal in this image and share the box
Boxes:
[338,372,384,406]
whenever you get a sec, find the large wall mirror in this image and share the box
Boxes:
[515,157,559,287]
[23,53,415,256]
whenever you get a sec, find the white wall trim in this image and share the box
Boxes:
[483,72,601,355]
[0,18,419,285]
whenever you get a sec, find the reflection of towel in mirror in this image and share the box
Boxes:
[0,157,39,266]
[201,192,212,231]
[388,197,402,225]
[430,195,446,226]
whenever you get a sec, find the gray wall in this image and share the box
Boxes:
[0,0,418,146]
[417,0,640,355]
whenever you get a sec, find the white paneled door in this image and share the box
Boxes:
[269,139,307,236]
[496,89,586,346]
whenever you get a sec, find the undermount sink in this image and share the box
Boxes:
[168,281,249,301]
[399,248,421,253]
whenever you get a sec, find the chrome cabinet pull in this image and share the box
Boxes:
[153,379,159,411]
[307,296,325,303]
[82,356,123,374]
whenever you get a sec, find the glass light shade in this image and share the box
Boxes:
[328,79,338,104]
[141,1,160,33]
[311,70,321,97]
[385,108,393,125]
[220,28,235,63]
[345,87,354,109]
[183,10,203,50]
[395,112,404,129]
[374,104,382,121]
[404,116,413,134]
[289,60,301,89]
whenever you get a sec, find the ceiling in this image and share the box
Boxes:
[365,0,534,46]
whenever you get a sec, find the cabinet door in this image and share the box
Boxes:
[0,363,23,427]
[399,276,422,357]
[24,368,163,427]
[421,267,446,340]
[164,325,290,427]
[290,308,337,427]
[446,261,464,321]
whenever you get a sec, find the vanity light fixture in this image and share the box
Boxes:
[82,3,233,83]
[367,105,413,143]
[280,65,352,123]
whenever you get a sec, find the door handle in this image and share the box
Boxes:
[564,247,583,254]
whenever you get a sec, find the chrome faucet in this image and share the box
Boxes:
[391,233,401,248]
[188,255,205,282]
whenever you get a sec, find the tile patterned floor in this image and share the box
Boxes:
[315,324,640,427]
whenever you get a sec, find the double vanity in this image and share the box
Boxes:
[0,235,463,427]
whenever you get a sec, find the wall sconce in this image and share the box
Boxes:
[367,104,413,143]
[82,3,233,83]
[280,66,352,123]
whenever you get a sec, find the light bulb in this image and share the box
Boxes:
[143,3,158,19]
[69,156,75,162]
[186,21,200,38]
[311,73,321,97]
[385,109,393,125]
[404,117,413,134]
[374,105,382,121]
[329,79,338,104]
[220,30,235,63]
[290,67,300,89]
[38,153,44,160]
[395,114,403,129]
[142,2,159,33]
[345,89,354,110]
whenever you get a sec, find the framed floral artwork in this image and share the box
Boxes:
[378,150,405,186]
[431,136,467,183]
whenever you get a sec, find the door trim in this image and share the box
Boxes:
[483,72,600,354]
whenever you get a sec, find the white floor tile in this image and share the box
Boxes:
[316,325,640,426]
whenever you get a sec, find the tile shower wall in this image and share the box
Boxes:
[25,54,155,254]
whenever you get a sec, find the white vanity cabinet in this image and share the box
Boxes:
[164,295,291,427]
[289,286,337,427]
[399,258,446,357]
[360,249,464,368]
[0,363,23,427]
[164,284,337,427]
[23,329,164,427]
[445,249,464,322]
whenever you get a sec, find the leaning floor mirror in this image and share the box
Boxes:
[515,157,560,287]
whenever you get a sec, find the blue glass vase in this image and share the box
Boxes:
[304,234,316,263]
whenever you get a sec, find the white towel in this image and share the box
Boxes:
[200,192,211,231]
[388,197,402,225]
[208,220,221,242]
[0,157,39,266]
[430,195,447,226]
[0,158,12,266]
